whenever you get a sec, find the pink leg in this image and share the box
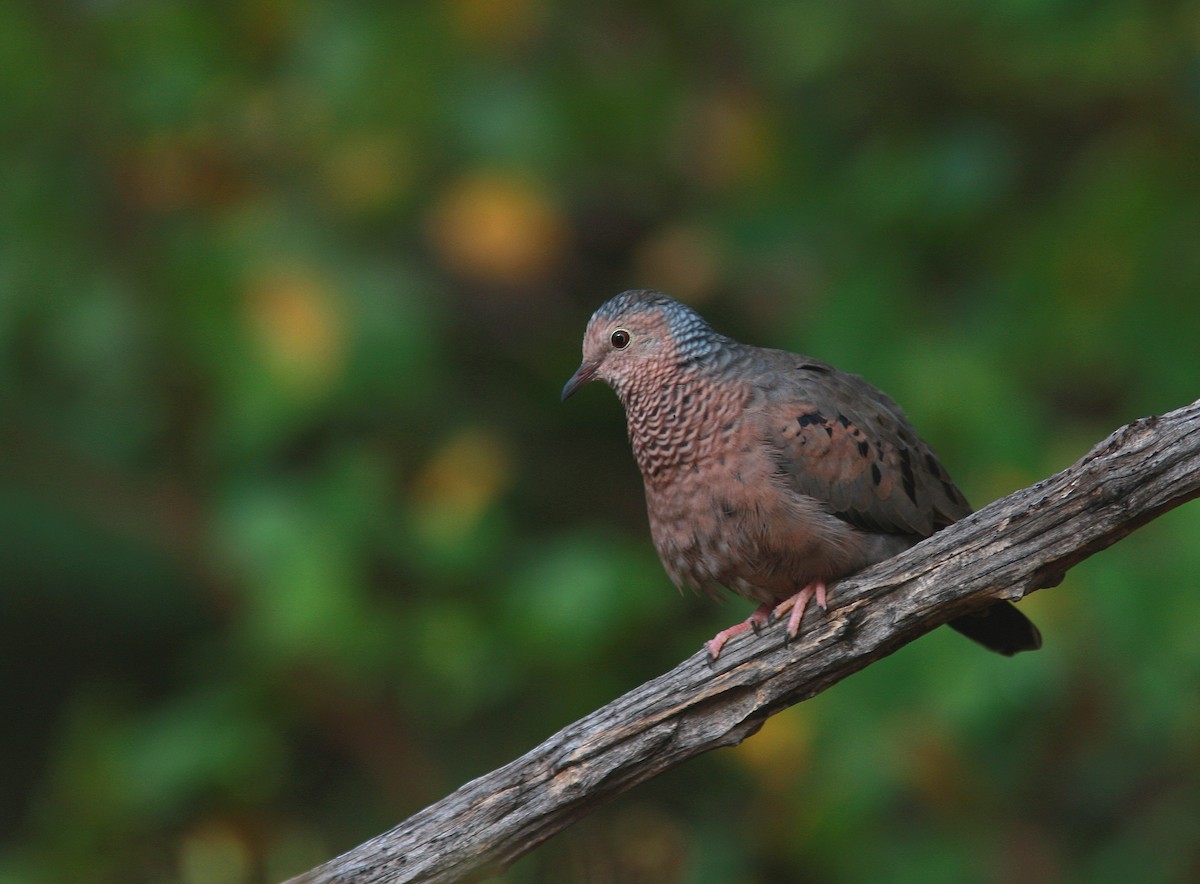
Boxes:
[705,602,773,662]
[770,580,828,641]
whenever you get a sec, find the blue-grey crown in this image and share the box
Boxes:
[595,289,725,363]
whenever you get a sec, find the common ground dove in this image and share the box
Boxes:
[563,290,1041,661]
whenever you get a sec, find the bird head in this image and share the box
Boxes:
[562,290,720,401]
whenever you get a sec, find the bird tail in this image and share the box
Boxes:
[949,601,1042,656]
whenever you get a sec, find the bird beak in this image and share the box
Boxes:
[561,360,599,400]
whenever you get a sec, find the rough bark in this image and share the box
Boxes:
[288,398,1200,884]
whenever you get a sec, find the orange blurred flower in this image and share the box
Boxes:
[427,171,568,286]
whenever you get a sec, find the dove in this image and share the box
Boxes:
[563,290,1041,660]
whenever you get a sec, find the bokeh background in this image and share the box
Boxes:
[3,1,1200,882]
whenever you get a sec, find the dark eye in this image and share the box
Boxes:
[610,328,631,349]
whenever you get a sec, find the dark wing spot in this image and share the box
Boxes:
[924,452,942,475]
[943,479,968,507]
[857,440,870,457]
[871,462,883,486]
[836,413,852,428]
[797,412,825,427]
[824,425,833,438]
[898,447,918,504]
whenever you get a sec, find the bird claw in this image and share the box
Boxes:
[705,602,773,662]
[705,585,828,662]
[704,642,722,667]
[771,580,828,641]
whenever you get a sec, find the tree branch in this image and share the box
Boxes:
[288,398,1200,884]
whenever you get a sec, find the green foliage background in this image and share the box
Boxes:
[3,1,1199,881]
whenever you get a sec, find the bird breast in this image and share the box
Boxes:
[621,371,891,604]
[619,370,748,486]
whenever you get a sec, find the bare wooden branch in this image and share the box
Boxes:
[288,399,1200,884]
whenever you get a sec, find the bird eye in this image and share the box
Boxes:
[610,328,631,349]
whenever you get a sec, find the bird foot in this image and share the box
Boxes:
[705,602,773,663]
[769,581,828,642]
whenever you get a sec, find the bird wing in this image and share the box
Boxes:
[745,349,972,538]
